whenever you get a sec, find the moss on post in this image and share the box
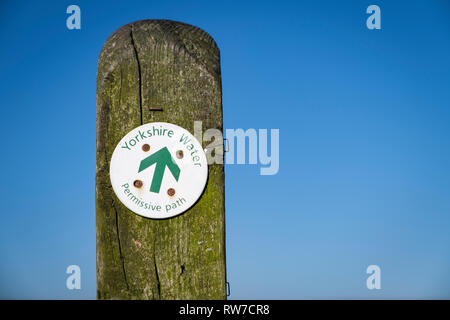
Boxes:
[96,20,226,299]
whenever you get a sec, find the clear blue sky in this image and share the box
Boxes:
[0,0,449,299]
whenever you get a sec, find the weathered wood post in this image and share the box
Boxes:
[96,20,226,299]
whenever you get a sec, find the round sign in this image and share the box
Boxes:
[110,122,208,219]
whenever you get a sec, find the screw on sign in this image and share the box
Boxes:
[96,20,226,299]
[142,144,151,152]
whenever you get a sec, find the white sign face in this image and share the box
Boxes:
[110,122,208,219]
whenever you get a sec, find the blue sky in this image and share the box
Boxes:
[0,0,449,299]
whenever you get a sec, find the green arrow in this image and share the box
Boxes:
[138,147,180,193]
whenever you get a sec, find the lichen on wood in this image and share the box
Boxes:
[96,20,226,299]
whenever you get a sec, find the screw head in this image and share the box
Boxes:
[167,188,176,197]
[142,144,150,152]
[176,150,184,159]
[133,180,143,188]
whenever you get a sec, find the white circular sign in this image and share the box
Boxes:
[110,122,208,219]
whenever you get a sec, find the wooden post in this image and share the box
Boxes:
[96,20,226,299]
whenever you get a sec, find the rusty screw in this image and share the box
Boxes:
[176,150,184,159]
[133,180,143,188]
[167,188,176,197]
[142,144,150,152]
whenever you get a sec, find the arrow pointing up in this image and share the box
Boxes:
[138,147,180,193]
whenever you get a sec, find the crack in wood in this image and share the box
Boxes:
[112,201,129,290]
[130,26,143,125]
[153,252,161,298]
